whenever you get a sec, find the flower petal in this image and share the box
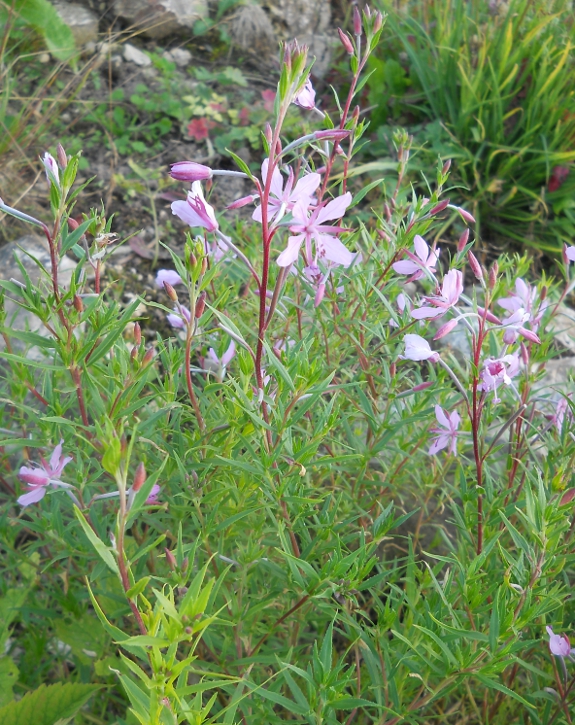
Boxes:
[17,486,48,506]
[277,235,304,267]
[316,192,352,224]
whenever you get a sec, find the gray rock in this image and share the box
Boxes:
[162,47,192,67]
[299,31,335,79]
[267,0,331,35]
[123,42,152,66]
[114,0,207,40]
[53,1,99,46]
[547,303,575,354]
[229,4,277,60]
[0,236,77,359]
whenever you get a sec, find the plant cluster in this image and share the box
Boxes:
[1,7,575,725]
[367,0,575,252]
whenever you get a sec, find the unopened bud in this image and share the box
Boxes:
[352,105,360,122]
[353,5,362,35]
[338,27,354,54]
[132,462,146,492]
[412,381,434,392]
[520,342,529,365]
[390,362,396,377]
[434,318,459,340]
[429,199,450,215]
[185,626,193,635]
[73,294,84,313]
[68,218,79,231]
[57,143,68,169]
[314,129,351,141]
[195,291,206,318]
[189,252,197,269]
[489,261,498,289]
[131,345,138,360]
[165,548,177,570]
[541,285,547,301]
[134,321,142,345]
[457,228,469,252]
[373,10,383,32]
[457,206,476,224]
[227,194,256,210]
[314,283,326,307]
[442,159,451,175]
[164,282,178,301]
[264,123,273,145]
[120,435,128,454]
[142,347,155,366]
[201,257,208,276]
[563,243,570,266]
[468,251,484,280]
[181,556,189,572]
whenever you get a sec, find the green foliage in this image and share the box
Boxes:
[372,0,575,250]
[0,0,76,61]
[0,682,100,725]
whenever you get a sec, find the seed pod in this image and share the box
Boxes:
[165,548,176,570]
[195,291,206,318]
[73,295,84,313]
[132,462,146,492]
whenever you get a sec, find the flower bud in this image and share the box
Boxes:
[131,345,138,360]
[390,362,396,377]
[373,10,383,32]
[338,27,354,54]
[42,152,60,189]
[520,341,530,365]
[442,159,452,175]
[195,291,206,318]
[314,129,351,141]
[457,206,476,224]
[132,462,146,492]
[488,261,498,289]
[169,161,213,182]
[457,228,469,252]
[264,123,273,145]
[134,321,142,345]
[412,381,434,392]
[468,251,484,280]
[429,199,450,215]
[165,548,177,570]
[73,294,84,313]
[163,282,178,302]
[541,284,547,302]
[201,257,208,276]
[57,143,68,169]
[434,318,459,340]
[227,194,257,210]
[68,218,79,231]
[142,347,155,366]
[353,5,362,35]
[181,556,189,572]
[314,283,326,307]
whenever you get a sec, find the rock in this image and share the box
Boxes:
[229,4,277,61]
[299,31,335,79]
[267,0,331,36]
[53,2,100,46]
[547,304,575,354]
[123,43,152,66]
[114,0,207,40]
[0,236,77,359]
[162,47,192,67]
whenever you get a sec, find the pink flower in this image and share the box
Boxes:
[411,269,463,320]
[294,78,316,110]
[479,353,520,402]
[203,341,236,381]
[429,406,461,455]
[156,269,183,288]
[500,308,541,345]
[167,305,191,329]
[17,440,72,506]
[145,484,161,504]
[170,161,213,182]
[277,193,353,268]
[171,182,218,232]
[187,117,216,140]
[566,245,575,263]
[252,160,321,224]
[392,235,440,281]
[400,334,440,362]
[126,483,161,510]
[546,626,573,657]
[550,395,573,432]
[261,89,276,113]
[42,152,60,189]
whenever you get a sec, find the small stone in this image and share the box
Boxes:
[299,32,335,79]
[114,0,207,40]
[163,48,192,67]
[123,43,152,67]
[39,53,50,63]
[53,2,99,46]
